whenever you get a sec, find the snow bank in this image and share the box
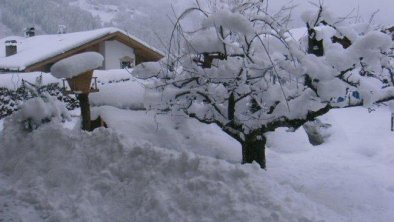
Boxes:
[0,72,60,90]
[0,69,131,90]
[267,107,394,222]
[50,52,104,79]
[92,106,240,162]
[89,69,148,109]
[89,81,145,109]
[0,118,342,222]
[93,69,133,84]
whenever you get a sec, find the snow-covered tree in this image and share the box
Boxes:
[133,0,394,168]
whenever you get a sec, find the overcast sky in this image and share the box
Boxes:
[267,0,394,27]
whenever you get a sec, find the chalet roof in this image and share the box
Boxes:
[0,27,164,72]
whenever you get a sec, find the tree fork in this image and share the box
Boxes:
[242,131,266,169]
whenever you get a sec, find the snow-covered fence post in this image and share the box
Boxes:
[50,52,103,131]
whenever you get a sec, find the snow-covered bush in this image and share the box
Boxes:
[2,84,78,118]
[16,94,70,131]
[5,78,71,131]
[134,1,394,168]
[0,82,78,119]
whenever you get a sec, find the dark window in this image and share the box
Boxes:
[121,61,131,69]
[120,56,134,69]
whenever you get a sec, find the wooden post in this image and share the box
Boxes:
[391,113,394,132]
[65,70,97,131]
[66,71,93,93]
[77,94,91,131]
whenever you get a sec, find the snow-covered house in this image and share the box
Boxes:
[0,27,164,73]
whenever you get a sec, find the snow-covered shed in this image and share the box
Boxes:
[0,27,164,73]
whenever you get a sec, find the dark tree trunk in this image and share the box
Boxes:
[77,93,91,131]
[307,28,324,57]
[241,132,266,169]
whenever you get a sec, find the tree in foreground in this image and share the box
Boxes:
[133,0,394,169]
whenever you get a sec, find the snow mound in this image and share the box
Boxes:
[16,95,70,129]
[89,81,145,109]
[92,106,240,162]
[89,69,150,109]
[0,118,342,222]
[266,107,394,222]
[50,52,104,79]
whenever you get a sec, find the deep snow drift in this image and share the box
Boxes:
[0,105,393,222]
[0,116,341,222]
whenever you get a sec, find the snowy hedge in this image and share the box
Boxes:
[0,83,79,119]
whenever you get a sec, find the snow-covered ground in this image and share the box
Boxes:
[0,102,393,221]
[267,107,394,222]
[92,106,240,162]
[89,70,146,109]
[1,69,393,221]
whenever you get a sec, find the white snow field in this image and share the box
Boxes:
[0,70,393,221]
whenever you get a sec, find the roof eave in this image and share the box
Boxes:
[23,30,164,72]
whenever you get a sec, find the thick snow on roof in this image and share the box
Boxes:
[0,27,163,71]
[51,52,104,79]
